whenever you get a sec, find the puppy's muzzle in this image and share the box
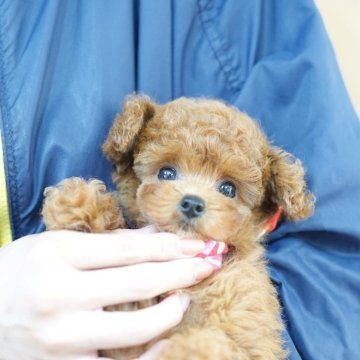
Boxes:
[180,195,205,219]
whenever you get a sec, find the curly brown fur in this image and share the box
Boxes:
[43,95,314,359]
[43,178,124,232]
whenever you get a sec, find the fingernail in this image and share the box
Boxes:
[179,239,205,256]
[178,292,191,312]
[194,260,215,281]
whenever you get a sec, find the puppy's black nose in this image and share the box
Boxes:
[180,195,205,219]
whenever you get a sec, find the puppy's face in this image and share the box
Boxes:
[104,96,314,254]
[132,99,276,253]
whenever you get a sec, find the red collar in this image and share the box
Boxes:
[264,207,282,234]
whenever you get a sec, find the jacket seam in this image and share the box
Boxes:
[0,1,19,240]
[197,0,243,94]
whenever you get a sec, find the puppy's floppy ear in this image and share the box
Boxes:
[103,94,157,165]
[266,147,315,221]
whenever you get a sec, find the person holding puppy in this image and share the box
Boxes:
[1,1,360,360]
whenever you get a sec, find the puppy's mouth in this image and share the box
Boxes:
[176,219,204,238]
[142,202,236,242]
[153,216,212,241]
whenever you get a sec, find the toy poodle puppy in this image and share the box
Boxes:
[43,95,314,359]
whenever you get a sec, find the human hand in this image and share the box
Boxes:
[0,226,217,360]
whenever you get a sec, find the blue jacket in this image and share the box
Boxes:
[1,1,359,358]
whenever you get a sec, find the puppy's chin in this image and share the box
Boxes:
[151,218,259,256]
[136,206,260,256]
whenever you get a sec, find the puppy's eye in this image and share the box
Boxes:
[218,181,236,198]
[158,167,177,180]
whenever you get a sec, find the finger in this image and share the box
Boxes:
[112,224,158,235]
[75,357,111,360]
[77,258,214,308]
[57,356,111,360]
[43,294,189,352]
[53,230,205,269]
[137,339,170,360]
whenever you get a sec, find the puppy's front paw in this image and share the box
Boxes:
[42,177,125,232]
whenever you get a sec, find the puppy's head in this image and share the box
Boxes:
[104,95,314,255]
